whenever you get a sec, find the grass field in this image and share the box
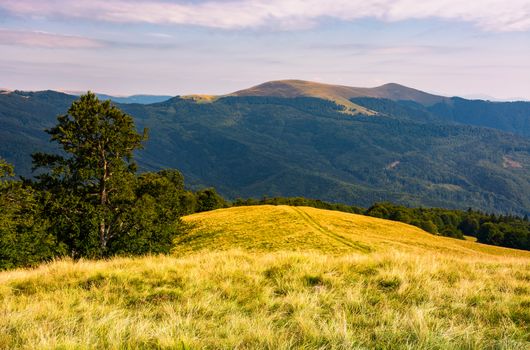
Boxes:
[179,205,530,258]
[1,206,529,349]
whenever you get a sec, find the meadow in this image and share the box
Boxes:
[1,206,529,349]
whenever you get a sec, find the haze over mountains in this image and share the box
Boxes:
[2,80,530,214]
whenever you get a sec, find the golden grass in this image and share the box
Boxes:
[180,94,218,103]
[1,250,529,349]
[229,79,447,110]
[180,205,530,259]
[1,205,529,349]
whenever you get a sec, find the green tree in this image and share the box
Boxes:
[366,203,390,219]
[418,220,438,234]
[0,158,60,269]
[33,92,147,256]
[195,188,226,212]
[0,158,14,180]
[108,170,191,255]
[477,223,504,245]
[391,210,411,224]
[458,216,480,236]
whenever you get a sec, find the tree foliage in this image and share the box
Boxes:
[0,158,61,269]
[33,92,147,255]
[0,158,14,180]
[29,93,191,259]
[195,188,227,213]
[108,170,193,255]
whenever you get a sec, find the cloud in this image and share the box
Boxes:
[308,43,469,56]
[146,32,173,38]
[1,0,530,32]
[0,29,105,48]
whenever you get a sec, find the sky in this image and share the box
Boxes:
[1,0,530,99]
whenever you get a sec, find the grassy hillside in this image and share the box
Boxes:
[231,80,377,114]
[180,206,530,258]
[1,206,529,349]
[230,80,447,110]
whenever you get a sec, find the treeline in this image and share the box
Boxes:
[365,202,529,250]
[232,196,363,214]
[0,164,228,270]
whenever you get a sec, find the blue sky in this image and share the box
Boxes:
[1,0,529,99]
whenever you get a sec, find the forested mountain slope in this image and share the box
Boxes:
[1,83,530,214]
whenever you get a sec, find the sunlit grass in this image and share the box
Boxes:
[1,205,529,349]
[180,205,530,258]
[1,250,529,349]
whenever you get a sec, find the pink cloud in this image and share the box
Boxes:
[0,29,105,48]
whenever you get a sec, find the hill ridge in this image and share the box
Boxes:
[229,79,448,107]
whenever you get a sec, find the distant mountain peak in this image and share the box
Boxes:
[230,79,448,109]
[377,82,406,87]
[230,80,376,115]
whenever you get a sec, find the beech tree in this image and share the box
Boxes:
[33,92,147,255]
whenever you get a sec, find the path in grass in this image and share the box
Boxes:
[289,206,372,252]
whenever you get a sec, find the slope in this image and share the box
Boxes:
[352,96,530,138]
[0,90,76,175]
[180,205,530,258]
[123,96,530,215]
[1,206,530,349]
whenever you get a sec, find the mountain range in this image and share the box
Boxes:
[1,80,530,215]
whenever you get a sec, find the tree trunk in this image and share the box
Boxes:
[99,151,109,251]
[99,222,107,249]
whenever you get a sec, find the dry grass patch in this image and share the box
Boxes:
[1,249,529,349]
